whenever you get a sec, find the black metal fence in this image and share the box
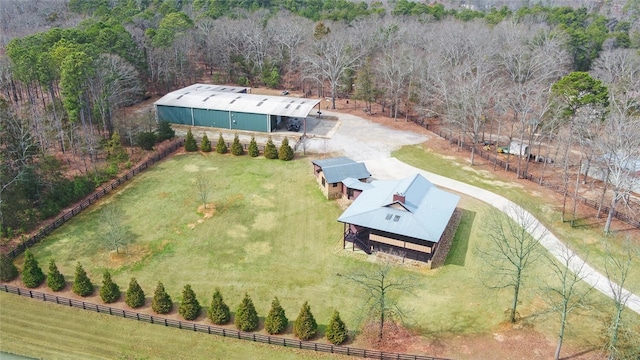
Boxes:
[428,128,639,229]
[8,139,185,259]
[1,284,448,360]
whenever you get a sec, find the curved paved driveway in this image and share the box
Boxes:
[306,111,640,315]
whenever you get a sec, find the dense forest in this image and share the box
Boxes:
[1,0,639,237]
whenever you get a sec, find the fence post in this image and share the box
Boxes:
[29,290,32,298]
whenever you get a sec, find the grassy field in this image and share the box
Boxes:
[2,150,637,358]
[394,144,640,294]
[0,292,347,360]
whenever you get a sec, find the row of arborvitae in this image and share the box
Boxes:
[0,253,347,344]
[184,129,294,161]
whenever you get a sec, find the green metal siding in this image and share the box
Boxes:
[230,112,268,132]
[270,115,278,131]
[193,109,229,128]
[157,105,192,125]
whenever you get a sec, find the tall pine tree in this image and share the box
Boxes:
[278,137,294,161]
[72,263,93,297]
[231,133,244,155]
[178,284,201,320]
[208,288,230,325]
[200,133,212,152]
[235,293,259,331]
[184,128,198,152]
[264,137,278,159]
[99,270,121,303]
[248,136,259,157]
[264,297,288,335]
[293,301,317,340]
[125,278,145,308]
[21,251,45,288]
[46,259,65,291]
[216,133,228,154]
[152,281,173,314]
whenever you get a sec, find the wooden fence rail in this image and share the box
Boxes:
[1,284,448,360]
[428,129,640,230]
[8,139,185,259]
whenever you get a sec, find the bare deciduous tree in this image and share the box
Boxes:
[338,258,418,340]
[477,203,545,323]
[543,248,595,360]
[100,204,132,254]
[195,173,211,209]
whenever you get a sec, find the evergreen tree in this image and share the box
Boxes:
[157,121,175,142]
[184,128,198,152]
[264,137,278,159]
[207,288,230,325]
[21,251,45,288]
[216,133,228,154]
[136,131,157,150]
[72,263,94,297]
[46,259,65,291]
[264,297,288,335]
[248,136,259,157]
[325,310,348,345]
[200,133,212,152]
[231,133,244,155]
[99,270,121,303]
[293,301,317,340]
[178,284,201,320]
[235,293,259,331]
[152,281,173,314]
[125,277,145,308]
[278,137,294,161]
[0,253,18,282]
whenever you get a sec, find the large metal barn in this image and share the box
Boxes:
[154,84,321,133]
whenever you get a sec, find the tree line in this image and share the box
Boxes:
[1,2,638,234]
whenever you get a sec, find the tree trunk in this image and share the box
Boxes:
[604,192,618,233]
[555,310,567,360]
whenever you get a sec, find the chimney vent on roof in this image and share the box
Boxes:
[393,193,405,204]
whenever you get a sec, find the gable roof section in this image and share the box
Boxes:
[312,157,371,183]
[155,84,321,118]
[342,177,374,191]
[337,174,460,244]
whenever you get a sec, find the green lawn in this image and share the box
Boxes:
[394,144,640,294]
[2,150,636,358]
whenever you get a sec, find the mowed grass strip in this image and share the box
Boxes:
[0,292,347,360]
[394,144,640,293]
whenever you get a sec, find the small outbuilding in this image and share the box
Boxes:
[338,173,460,263]
[312,157,371,200]
[155,84,321,133]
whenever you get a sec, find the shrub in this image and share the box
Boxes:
[208,288,230,325]
[157,121,175,142]
[99,270,121,303]
[201,133,212,152]
[278,137,294,161]
[184,128,198,152]
[264,297,288,335]
[235,293,259,331]
[152,281,173,314]
[125,278,145,308]
[46,259,65,291]
[72,263,94,297]
[231,133,244,155]
[21,251,45,288]
[264,137,278,159]
[325,310,348,345]
[248,136,259,157]
[293,301,317,340]
[0,253,18,282]
[178,284,201,320]
[136,131,157,150]
[216,133,228,154]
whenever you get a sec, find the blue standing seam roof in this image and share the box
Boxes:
[312,157,371,184]
[337,174,460,244]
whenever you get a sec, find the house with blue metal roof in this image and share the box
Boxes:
[312,157,371,199]
[337,173,460,263]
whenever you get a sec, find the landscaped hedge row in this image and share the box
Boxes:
[0,255,348,345]
[184,129,294,161]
